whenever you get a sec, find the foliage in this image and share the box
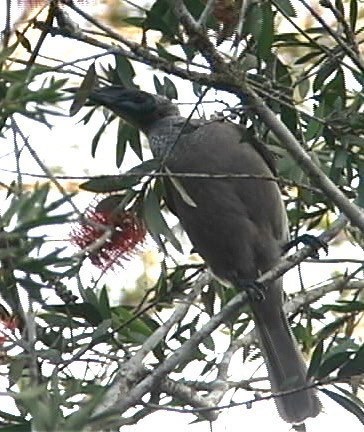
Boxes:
[0,0,363,430]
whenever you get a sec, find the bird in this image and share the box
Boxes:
[83,85,322,424]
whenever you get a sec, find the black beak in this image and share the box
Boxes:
[66,85,140,116]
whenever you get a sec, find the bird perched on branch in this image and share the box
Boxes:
[84,85,321,424]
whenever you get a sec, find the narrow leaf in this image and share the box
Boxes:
[349,0,357,32]
[69,63,97,116]
[320,388,364,425]
[307,339,324,378]
[15,30,31,52]
[274,0,296,16]
[115,54,135,88]
[116,119,127,167]
[143,188,182,252]
[317,351,352,379]
[165,167,196,207]
[338,344,364,378]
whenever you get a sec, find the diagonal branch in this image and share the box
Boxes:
[166,0,225,72]
[48,4,364,234]
[87,214,348,429]
[245,90,364,232]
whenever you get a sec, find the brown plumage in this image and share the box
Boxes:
[85,86,322,424]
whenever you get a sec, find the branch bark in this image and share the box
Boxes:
[87,214,350,429]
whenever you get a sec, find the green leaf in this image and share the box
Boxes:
[116,119,127,167]
[91,319,112,340]
[143,187,182,252]
[323,68,346,109]
[313,60,337,93]
[9,358,27,384]
[78,106,97,125]
[307,339,324,378]
[16,253,70,275]
[338,344,364,378]
[349,0,358,32]
[184,0,205,20]
[15,30,31,52]
[63,388,106,431]
[44,303,103,326]
[320,388,364,425]
[79,286,100,309]
[112,306,154,340]
[163,76,178,100]
[44,192,77,213]
[0,422,32,431]
[274,0,296,16]
[200,284,215,317]
[91,116,114,158]
[242,3,262,39]
[201,334,215,351]
[37,348,62,363]
[144,0,178,37]
[357,161,364,208]
[319,301,364,314]
[165,167,196,208]
[156,43,184,63]
[153,75,163,95]
[314,316,347,341]
[39,313,80,329]
[69,63,97,116]
[80,175,126,193]
[99,286,111,319]
[16,213,72,232]
[94,193,127,212]
[0,42,18,62]
[128,124,142,160]
[317,351,352,379]
[116,122,142,165]
[114,54,135,88]
[294,50,323,65]
[305,100,325,141]
[15,184,50,224]
[81,159,160,193]
[257,2,274,60]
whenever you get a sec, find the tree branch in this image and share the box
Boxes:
[166,0,225,72]
[245,90,364,233]
[87,273,208,430]
[48,4,364,234]
[87,213,349,428]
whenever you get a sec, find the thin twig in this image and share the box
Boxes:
[167,0,225,72]
[2,0,12,49]
[198,0,217,27]
[298,0,364,72]
[10,117,81,216]
[25,0,56,75]
[245,89,364,232]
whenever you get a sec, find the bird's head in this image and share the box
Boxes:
[87,86,180,133]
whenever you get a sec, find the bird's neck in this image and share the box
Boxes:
[146,115,186,159]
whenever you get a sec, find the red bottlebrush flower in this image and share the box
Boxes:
[0,316,20,346]
[3,316,20,331]
[71,197,146,271]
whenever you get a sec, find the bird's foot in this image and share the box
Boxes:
[283,234,328,259]
[237,280,267,302]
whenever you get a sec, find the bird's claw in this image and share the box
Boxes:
[237,280,267,302]
[283,234,328,259]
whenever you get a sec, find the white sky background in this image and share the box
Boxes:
[0,1,363,431]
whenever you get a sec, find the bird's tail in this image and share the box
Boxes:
[250,285,322,424]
